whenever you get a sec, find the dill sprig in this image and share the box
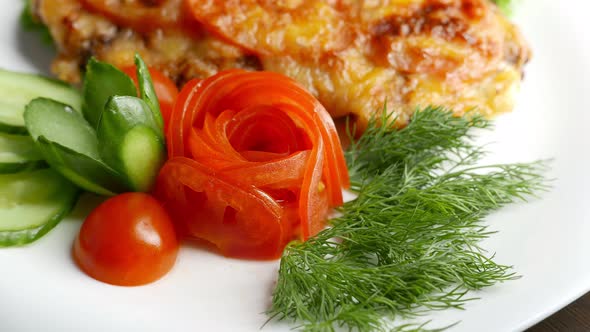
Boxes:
[269,107,548,331]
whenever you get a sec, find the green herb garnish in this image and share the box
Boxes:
[269,107,548,331]
[492,0,515,15]
[20,0,53,46]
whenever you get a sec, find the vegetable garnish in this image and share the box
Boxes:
[0,55,171,247]
[24,55,167,195]
[155,69,350,259]
[24,98,128,196]
[73,192,178,286]
[269,107,548,331]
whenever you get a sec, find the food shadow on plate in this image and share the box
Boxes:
[64,193,106,223]
[15,25,54,76]
[181,237,227,257]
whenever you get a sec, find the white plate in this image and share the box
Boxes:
[1,1,589,331]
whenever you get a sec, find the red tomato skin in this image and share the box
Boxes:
[122,66,179,132]
[73,193,179,286]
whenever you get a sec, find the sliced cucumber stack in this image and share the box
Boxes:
[0,168,79,246]
[0,69,82,246]
[0,68,82,134]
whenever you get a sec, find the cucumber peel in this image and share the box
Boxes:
[24,98,127,195]
[25,98,100,158]
[134,54,164,131]
[82,58,137,128]
[36,136,127,196]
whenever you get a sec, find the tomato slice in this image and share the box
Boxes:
[218,151,310,188]
[121,66,179,132]
[81,0,185,31]
[156,158,285,259]
[168,78,203,158]
[157,69,349,259]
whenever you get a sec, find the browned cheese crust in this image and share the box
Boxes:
[32,0,530,130]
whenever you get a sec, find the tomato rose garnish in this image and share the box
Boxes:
[155,69,349,259]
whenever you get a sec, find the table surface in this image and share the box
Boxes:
[528,292,590,332]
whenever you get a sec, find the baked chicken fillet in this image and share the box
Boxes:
[31,0,530,130]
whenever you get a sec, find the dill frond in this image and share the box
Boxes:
[269,107,548,331]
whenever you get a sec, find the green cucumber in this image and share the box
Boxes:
[119,126,165,192]
[24,98,127,195]
[0,132,46,173]
[0,168,79,246]
[25,98,100,158]
[134,54,164,130]
[83,58,137,128]
[0,68,82,134]
[98,96,165,192]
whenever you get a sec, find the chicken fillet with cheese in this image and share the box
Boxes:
[31,0,530,130]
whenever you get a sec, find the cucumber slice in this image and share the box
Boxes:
[0,168,79,246]
[0,132,46,173]
[83,58,137,128]
[24,98,127,195]
[120,126,165,192]
[0,69,82,134]
[97,96,165,192]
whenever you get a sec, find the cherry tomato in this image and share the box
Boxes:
[122,66,179,132]
[73,193,179,286]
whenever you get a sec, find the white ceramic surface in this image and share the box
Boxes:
[1,1,589,331]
